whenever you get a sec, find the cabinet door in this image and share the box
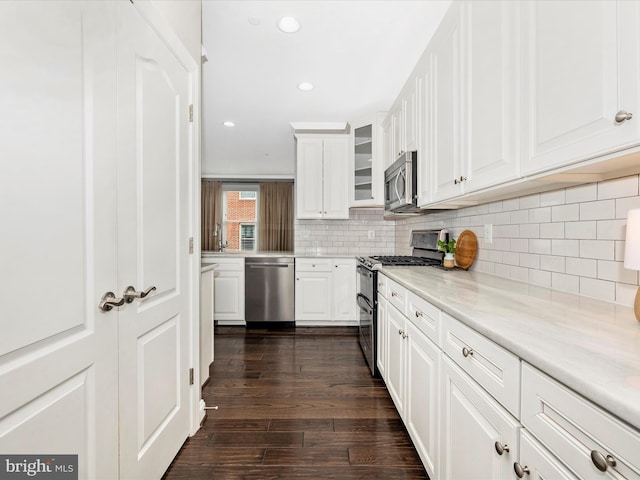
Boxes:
[440,357,520,480]
[522,0,640,175]
[464,1,519,192]
[431,3,465,202]
[322,136,350,219]
[404,78,420,153]
[517,430,579,480]
[376,295,388,379]
[295,272,332,321]
[382,115,395,169]
[405,321,440,480]
[418,60,433,207]
[296,137,324,219]
[333,259,356,322]
[200,269,215,385]
[214,270,245,322]
[386,304,406,419]
[391,103,404,158]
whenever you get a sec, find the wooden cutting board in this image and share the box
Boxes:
[455,230,478,270]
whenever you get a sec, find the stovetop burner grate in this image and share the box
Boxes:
[369,255,442,267]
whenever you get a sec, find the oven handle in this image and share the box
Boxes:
[357,266,373,278]
[357,293,373,315]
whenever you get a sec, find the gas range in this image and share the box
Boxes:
[357,254,443,270]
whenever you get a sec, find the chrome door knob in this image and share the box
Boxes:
[590,450,616,472]
[614,110,633,124]
[123,285,156,304]
[494,441,510,455]
[462,347,474,357]
[514,463,530,478]
[99,292,125,312]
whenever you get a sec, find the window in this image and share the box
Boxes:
[240,224,255,251]
[222,184,258,251]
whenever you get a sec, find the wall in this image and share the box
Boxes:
[395,175,640,307]
[295,208,395,256]
[151,0,202,63]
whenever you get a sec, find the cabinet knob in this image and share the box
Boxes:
[398,329,403,336]
[590,450,616,472]
[415,310,422,318]
[494,441,510,456]
[462,347,474,357]
[402,332,408,339]
[513,463,530,478]
[614,110,633,124]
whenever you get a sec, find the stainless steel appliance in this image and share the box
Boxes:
[384,151,419,215]
[245,257,295,325]
[356,229,448,376]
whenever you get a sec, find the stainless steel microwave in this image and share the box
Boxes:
[384,151,420,214]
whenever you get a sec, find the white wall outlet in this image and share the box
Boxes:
[484,224,493,244]
[368,230,375,240]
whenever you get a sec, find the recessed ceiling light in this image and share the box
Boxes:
[277,16,300,33]
[222,121,235,127]
[297,82,314,91]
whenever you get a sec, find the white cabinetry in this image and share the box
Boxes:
[295,258,356,325]
[521,0,640,175]
[210,257,245,325]
[440,357,520,480]
[296,134,350,219]
[379,276,441,479]
[200,267,215,385]
[520,363,640,480]
[516,430,579,480]
[351,113,386,207]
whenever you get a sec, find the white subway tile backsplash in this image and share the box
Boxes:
[529,239,551,254]
[520,253,540,269]
[552,204,580,222]
[519,194,540,209]
[579,199,615,221]
[616,283,638,307]
[551,239,579,257]
[511,266,529,282]
[520,223,540,238]
[566,183,597,203]
[580,277,615,302]
[596,219,627,240]
[615,196,640,218]
[529,269,551,287]
[579,240,615,260]
[539,222,565,239]
[564,221,596,239]
[552,272,580,294]
[598,176,638,199]
[597,260,638,284]
[503,251,519,266]
[566,257,597,278]
[510,210,529,224]
[540,190,565,206]
[511,238,529,253]
[502,198,520,211]
[540,255,565,273]
[529,207,551,223]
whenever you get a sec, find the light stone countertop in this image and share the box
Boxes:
[380,266,640,430]
[201,251,355,259]
[200,263,217,273]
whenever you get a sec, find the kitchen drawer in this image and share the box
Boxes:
[207,257,244,271]
[521,363,640,480]
[386,278,407,314]
[407,291,440,346]
[377,273,388,299]
[442,312,520,417]
[295,258,332,272]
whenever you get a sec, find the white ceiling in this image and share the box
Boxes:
[201,0,451,177]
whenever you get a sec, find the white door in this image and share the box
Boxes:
[322,136,350,219]
[0,2,119,478]
[116,4,191,478]
[385,305,406,419]
[332,260,356,323]
[518,430,579,480]
[522,0,640,175]
[295,273,332,321]
[296,137,324,219]
[440,357,519,480]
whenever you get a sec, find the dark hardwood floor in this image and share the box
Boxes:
[163,326,428,479]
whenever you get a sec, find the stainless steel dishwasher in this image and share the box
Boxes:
[244,257,295,325]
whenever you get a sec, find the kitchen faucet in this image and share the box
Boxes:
[216,223,228,252]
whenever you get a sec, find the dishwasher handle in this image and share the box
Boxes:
[247,263,292,268]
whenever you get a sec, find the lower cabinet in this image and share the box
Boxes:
[383,297,440,479]
[199,267,215,385]
[295,258,356,325]
[440,356,520,480]
[376,294,388,380]
[516,430,578,480]
[210,257,245,325]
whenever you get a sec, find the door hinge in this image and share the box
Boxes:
[189,237,194,254]
[189,368,194,385]
[188,104,194,123]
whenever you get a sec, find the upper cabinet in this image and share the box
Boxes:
[521,0,640,175]
[387,0,640,212]
[350,113,386,207]
[296,134,350,219]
